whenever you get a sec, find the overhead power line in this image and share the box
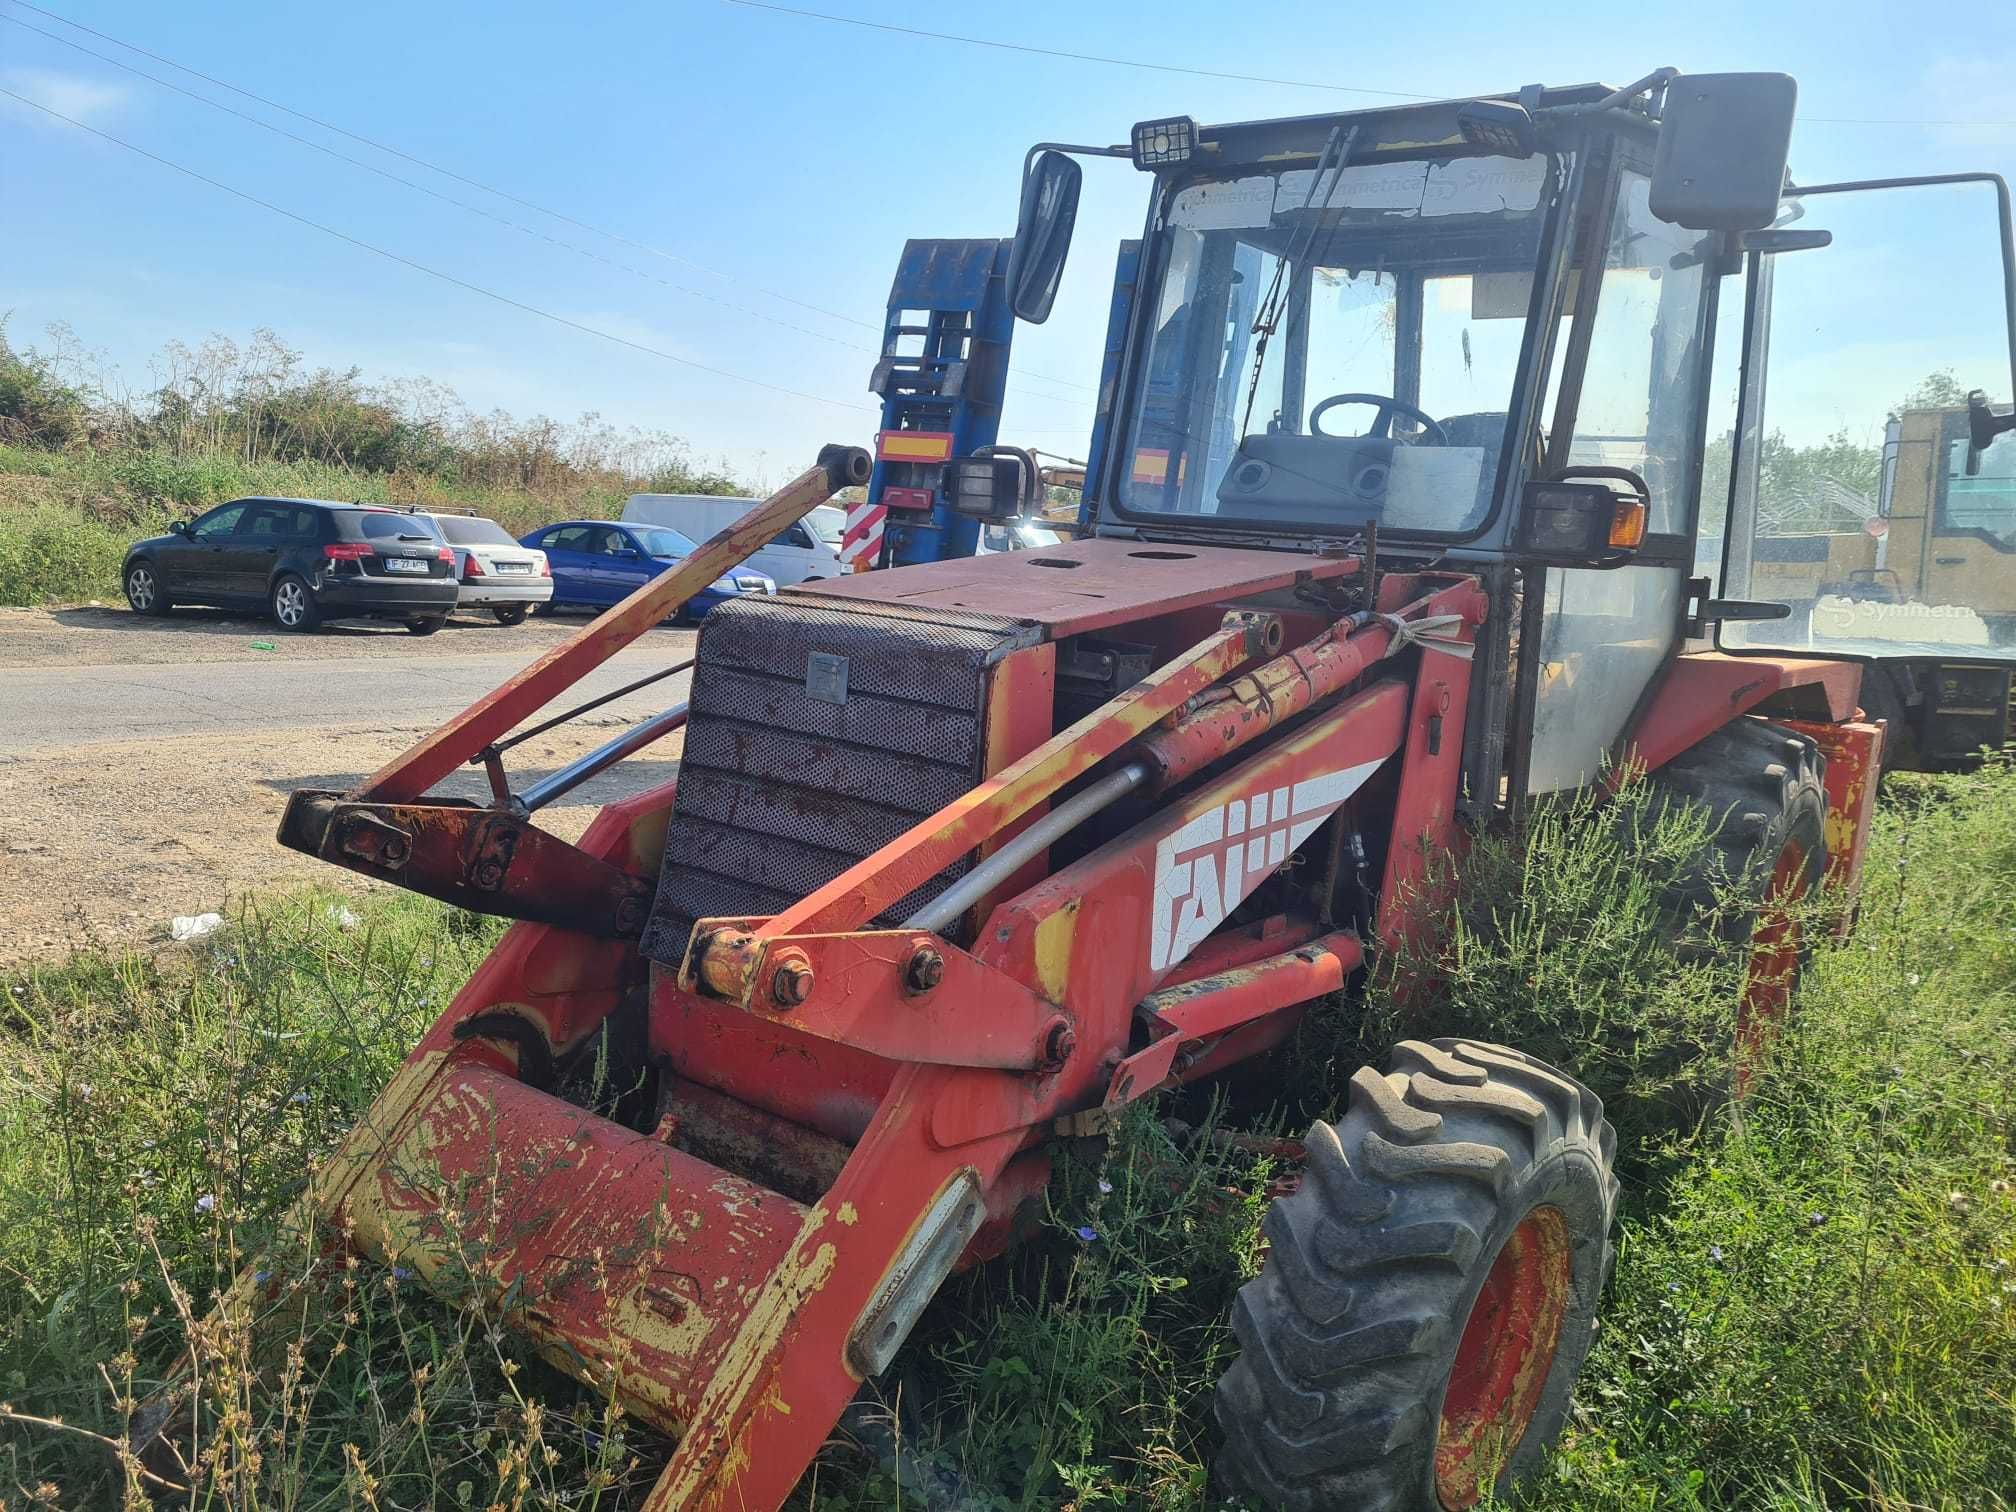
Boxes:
[0,14,880,360]
[0,88,877,413]
[0,1,1097,400]
[722,1,1435,100]
[0,0,882,331]
[723,0,2016,129]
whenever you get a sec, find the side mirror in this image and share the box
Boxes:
[1651,72,1797,231]
[1006,150,1082,324]
[170,520,191,536]
[1966,390,2016,476]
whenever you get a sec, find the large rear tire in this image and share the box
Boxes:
[1645,718,1827,1067]
[1216,1039,1618,1511]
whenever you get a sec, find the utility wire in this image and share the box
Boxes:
[0,88,879,413]
[0,14,873,360]
[0,4,1097,402]
[723,0,2016,129]
[0,0,883,331]
[723,0,1434,101]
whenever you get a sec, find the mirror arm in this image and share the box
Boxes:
[1021,141,1131,176]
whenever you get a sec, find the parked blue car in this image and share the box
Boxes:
[520,521,776,621]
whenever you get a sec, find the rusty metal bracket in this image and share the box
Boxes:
[681,920,1066,1070]
[1103,931,1363,1110]
[278,789,652,937]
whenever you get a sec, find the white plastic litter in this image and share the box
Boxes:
[170,912,224,942]
[329,904,361,930]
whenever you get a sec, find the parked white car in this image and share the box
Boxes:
[621,494,847,587]
[415,511,553,625]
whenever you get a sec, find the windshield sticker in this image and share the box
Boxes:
[1169,176,1277,230]
[1275,155,1548,219]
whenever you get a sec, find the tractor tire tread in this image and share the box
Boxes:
[1215,1039,1617,1510]
[1644,717,1827,949]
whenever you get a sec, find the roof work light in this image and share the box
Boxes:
[1130,116,1198,169]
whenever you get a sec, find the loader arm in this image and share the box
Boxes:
[275,447,872,933]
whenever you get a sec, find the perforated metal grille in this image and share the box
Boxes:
[640,596,1032,969]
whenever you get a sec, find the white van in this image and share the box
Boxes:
[622,494,847,586]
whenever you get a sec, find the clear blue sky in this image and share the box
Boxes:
[4,0,2013,487]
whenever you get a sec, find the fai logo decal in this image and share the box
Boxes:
[1149,759,1385,972]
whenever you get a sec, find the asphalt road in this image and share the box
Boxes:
[0,608,697,753]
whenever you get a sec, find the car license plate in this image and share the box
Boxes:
[495,561,531,574]
[385,557,427,574]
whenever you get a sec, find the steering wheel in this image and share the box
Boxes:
[1309,393,1450,446]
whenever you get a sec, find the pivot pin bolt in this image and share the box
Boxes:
[904,945,945,995]
[770,953,815,1008]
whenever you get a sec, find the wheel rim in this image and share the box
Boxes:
[275,582,304,625]
[1434,1204,1573,1509]
[1737,836,1812,1087]
[128,568,154,610]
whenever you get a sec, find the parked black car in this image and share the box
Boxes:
[122,497,460,634]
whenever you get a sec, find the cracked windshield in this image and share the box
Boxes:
[1707,177,2016,658]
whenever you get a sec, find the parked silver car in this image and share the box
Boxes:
[416,512,554,625]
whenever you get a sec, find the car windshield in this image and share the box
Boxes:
[358,512,442,542]
[632,526,699,556]
[1119,151,1560,537]
[436,516,518,547]
[806,506,846,546]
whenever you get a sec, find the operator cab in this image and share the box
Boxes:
[967,74,2016,785]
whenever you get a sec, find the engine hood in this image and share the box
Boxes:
[785,536,1359,639]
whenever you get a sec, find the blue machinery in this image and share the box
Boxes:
[864,237,1142,565]
[866,240,1014,567]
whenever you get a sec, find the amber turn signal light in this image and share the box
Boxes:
[1608,497,1648,550]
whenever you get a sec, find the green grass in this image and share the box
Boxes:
[0,444,647,607]
[4,769,2014,1509]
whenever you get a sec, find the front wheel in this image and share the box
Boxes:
[492,604,529,626]
[406,616,445,637]
[124,561,172,616]
[270,573,320,632]
[1216,1039,1618,1511]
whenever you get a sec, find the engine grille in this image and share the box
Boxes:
[640,595,1036,970]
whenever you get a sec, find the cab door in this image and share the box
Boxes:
[1521,161,1721,793]
[1711,173,2016,658]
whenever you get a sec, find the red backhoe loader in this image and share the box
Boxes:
[187,69,2016,1510]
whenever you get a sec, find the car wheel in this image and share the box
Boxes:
[407,616,446,636]
[270,574,320,632]
[124,561,172,616]
[493,605,529,626]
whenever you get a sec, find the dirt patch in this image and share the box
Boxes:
[0,718,681,967]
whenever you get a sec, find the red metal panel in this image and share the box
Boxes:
[695,927,1067,1070]
[1779,717,1886,911]
[973,641,1059,924]
[791,536,1360,638]
[1377,660,1474,952]
[1623,652,1864,776]
[339,1059,806,1436]
[928,680,1412,1151]
[651,981,898,1144]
